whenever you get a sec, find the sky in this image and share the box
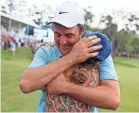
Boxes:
[1,0,139,30]
[24,0,139,11]
[27,0,139,31]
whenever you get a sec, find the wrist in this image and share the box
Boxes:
[62,82,80,95]
[66,53,77,65]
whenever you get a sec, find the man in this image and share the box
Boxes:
[19,2,120,112]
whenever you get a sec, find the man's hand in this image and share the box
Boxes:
[69,36,102,64]
[46,73,68,94]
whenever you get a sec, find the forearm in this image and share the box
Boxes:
[19,54,75,93]
[64,81,120,110]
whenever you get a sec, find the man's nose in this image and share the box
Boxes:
[60,36,68,45]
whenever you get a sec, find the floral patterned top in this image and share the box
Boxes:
[45,64,100,112]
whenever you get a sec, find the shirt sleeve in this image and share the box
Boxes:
[27,46,50,69]
[99,55,118,81]
[26,46,51,112]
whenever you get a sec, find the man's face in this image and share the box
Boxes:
[53,23,81,55]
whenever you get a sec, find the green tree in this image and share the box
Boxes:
[115,30,126,55]
[131,37,139,56]
[84,7,94,30]
[100,15,118,57]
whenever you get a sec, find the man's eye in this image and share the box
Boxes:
[66,34,73,38]
[55,33,61,37]
[57,34,61,37]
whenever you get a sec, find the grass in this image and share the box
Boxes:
[1,47,139,112]
[100,64,139,112]
[114,57,139,68]
[1,48,41,112]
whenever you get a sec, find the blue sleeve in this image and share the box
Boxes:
[36,90,46,112]
[27,47,50,69]
[27,47,49,112]
[100,55,118,81]
[27,46,60,112]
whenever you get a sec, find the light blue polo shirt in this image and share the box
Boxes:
[27,45,118,112]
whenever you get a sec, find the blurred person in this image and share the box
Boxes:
[36,41,55,51]
[17,37,21,48]
[1,34,4,49]
[3,34,9,50]
[10,37,16,56]
[20,38,24,47]
[30,39,37,55]
[23,36,29,48]
[20,2,120,112]
[0,35,2,49]
[13,35,19,47]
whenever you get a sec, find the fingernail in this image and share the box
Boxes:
[98,38,101,41]
[96,52,99,55]
[93,36,97,38]
[90,36,95,39]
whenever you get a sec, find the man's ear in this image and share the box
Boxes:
[81,26,86,34]
[80,27,86,38]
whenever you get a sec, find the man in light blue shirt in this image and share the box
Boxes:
[19,2,120,112]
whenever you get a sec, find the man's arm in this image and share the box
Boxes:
[64,80,120,110]
[19,53,74,93]
[47,73,120,110]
